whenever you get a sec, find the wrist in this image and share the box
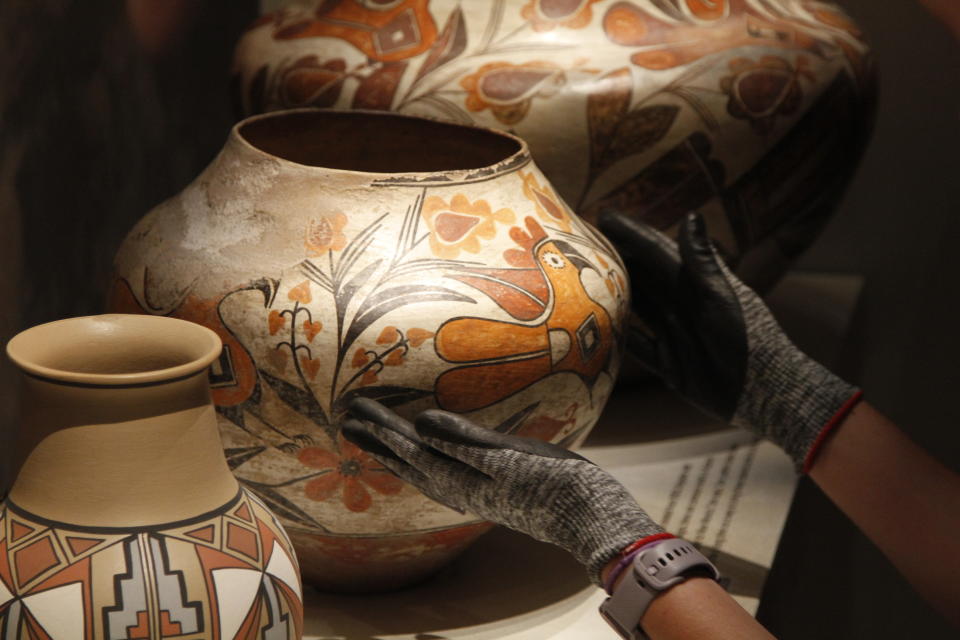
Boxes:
[736,347,860,470]
[602,533,675,593]
[599,537,721,639]
[801,389,864,473]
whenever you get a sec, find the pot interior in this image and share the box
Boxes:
[7,314,221,381]
[239,110,522,173]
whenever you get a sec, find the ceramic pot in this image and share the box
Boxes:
[233,0,875,289]
[1,314,303,638]
[108,109,628,591]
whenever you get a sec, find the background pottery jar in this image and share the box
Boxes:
[233,0,875,290]
[2,314,303,638]
[108,109,629,591]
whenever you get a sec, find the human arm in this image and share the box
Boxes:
[808,401,960,626]
[344,398,775,639]
[599,211,960,626]
[607,574,774,640]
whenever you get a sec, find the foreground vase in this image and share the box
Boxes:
[108,109,628,591]
[2,314,303,638]
[233,0,875,289]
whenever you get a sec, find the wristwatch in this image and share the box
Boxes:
[599,538,721,640]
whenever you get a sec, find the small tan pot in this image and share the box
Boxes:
[1,314,303,638]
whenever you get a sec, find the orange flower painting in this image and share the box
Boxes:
[720,56,814,134]
[521,171,572,232]
[521,0,604,32]
[422,194,515,259]
[460,61,566,125]
[305,212,348,255]
[298,439,404,512]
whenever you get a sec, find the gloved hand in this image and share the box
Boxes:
[343,398,667,585]
[598,211,862,472]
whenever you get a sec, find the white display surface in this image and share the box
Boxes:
[300,272,862,639]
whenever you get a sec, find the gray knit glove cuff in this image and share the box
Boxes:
[726,270,862,471]
[344,399,664,585]
[600,211,862,473]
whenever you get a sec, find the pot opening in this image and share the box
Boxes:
[6,314,222,385]
[239,110,523,173]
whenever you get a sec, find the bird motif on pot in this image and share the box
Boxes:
[434,216,614,413]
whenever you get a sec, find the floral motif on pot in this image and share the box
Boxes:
[521,0,604,32]
[421,193,516,258]
[460,61,567,125]
[298,437,405,512]
[720,55,814,135]
[233,0,875,285]
[271,0,437,63]
[110,110,629,590]
[520,170,572,232]
[306,211,349,254]
[278,55,348,108]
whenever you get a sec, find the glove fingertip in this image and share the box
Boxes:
[680,212,709,249]
[598,210,661,250]
[416,409,472,437]
[341,419,404,463]
[596,208,629,236]
[348,396,384,414]
[679,212,725,277]
[348,397,417,437]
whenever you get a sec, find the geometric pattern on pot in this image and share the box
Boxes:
[109,157,628,539]
[235,0,874,277]
[0,490,303,639]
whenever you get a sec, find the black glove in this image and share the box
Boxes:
[599,211,861,471]
[343,398,665,584]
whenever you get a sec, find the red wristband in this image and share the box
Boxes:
[604,533,675,594]
[802,390,864,474]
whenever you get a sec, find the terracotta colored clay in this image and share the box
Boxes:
[233,0,875,288]
[109,109,628,591]
[2,314,303,637]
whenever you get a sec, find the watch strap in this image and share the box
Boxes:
[600,538,720,639]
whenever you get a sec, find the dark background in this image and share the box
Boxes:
[0,1,956,637]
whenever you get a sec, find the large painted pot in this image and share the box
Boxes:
[232,0,875,289]
[108,109,629,591]
[2,314,303,638]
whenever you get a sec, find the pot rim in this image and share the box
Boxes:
[230,107,532,180]
[6,314,222,387]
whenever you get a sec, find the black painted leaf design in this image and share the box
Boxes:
[241,479,329,531]
[337,259,381,310]
[345,285,475,353]
[259,368,330,428]
[217,404,249,432]
[224,446,267,470]
[415,5,468,83]
[494,402,540,435]
[599,104,680,174]
[340,385,433,411]
[587,67,633,173]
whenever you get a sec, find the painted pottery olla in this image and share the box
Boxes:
[108,109,628,591]
[2,314,304,638]
[232,0,875,289]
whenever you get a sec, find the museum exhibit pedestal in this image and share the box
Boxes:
[297,271,863,638]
